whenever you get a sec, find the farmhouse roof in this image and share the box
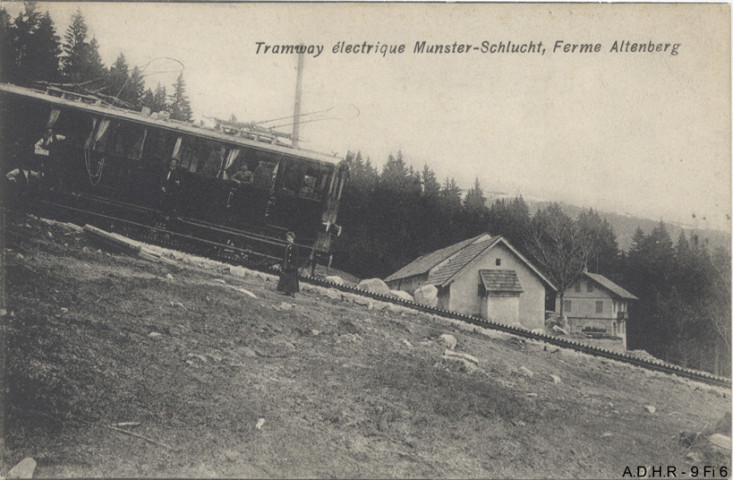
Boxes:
[584,272,638,300]
[384,233,491,283]
[385,233,556,291]
[479,269,524,293]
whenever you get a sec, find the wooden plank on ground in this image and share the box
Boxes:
[83,225,141,254]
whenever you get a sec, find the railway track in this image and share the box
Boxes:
[20,195,733,390]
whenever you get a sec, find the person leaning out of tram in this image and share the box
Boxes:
[230,164,254,185]
[34,128,66,190]
[5,139,41,199]
[276,231,300,297]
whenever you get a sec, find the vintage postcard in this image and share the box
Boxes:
[0,2,730,478]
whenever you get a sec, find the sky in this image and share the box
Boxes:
[4,2,731,231]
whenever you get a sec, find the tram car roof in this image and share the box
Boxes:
[0,82,344,167]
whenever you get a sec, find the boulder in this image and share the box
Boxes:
[7,457,36,479]
[439,333,457,350]
[357,278,391,296]
[326,275,346,285]
[230,266,248,278]
[390,290,414,302]
[238,346,257,358]
[552,325,569,335]
[442,354,478,373]
[324,288,342,301]
[351,295,371,307]
[414,284,438,307]
[709,433,731,453]
[684,451,702,463]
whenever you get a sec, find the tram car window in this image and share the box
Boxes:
[97,121,148,160]
[201,146,227,178]
[92,119,114,152]
[177,136,224,175]
[300,163,331,200]
[117,123,147,160]
[143,128,178,168]
[252,153,277,190]
[280,158,305,195]
[222,148,245,179]
[51,108,94,146]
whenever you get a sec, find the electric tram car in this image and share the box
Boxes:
[0,82,348,265]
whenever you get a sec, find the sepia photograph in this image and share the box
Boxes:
[0,2,730,478]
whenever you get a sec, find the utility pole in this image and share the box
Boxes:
[292,52,304,148]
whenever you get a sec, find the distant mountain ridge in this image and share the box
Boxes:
[524,199,731,253]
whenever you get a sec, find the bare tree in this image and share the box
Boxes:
[527,204,593,321]
[702,251,731,375]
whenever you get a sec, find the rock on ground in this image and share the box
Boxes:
[439,333,457,350]
[708,433,731,453]
[7,457,37,479]
[413,284,438,307]
[325,275,345,285]
[390,290,414,302]
[357,278,391,296]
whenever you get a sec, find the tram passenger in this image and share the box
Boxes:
[5,139,41,200]
[253,161,271,190]
[231,164,254,185]
[160,158,183,220]
[34,128,66,190]
[276,231,300,297]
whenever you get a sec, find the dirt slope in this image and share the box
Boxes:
[1,213,730,478]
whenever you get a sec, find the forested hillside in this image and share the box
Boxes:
[334,151,730,376]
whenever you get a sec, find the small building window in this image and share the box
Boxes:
[574,282,581,292]
[596,300,603,313]
[588,283,594,292]
[495,258,501,266]
[564,300,572,313]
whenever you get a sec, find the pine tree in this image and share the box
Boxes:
[380,151,409,191]
[463,178,486,214]
[126,66,145,108]
[141,88,154,109]
[486,196,531,248]
[61,9,105,84]
[61,8,88,82]
[577,208,619,275]
[421,164,440,197]
[8,3,60,84]
[441,177,462,207]
[85,37,106,81]
[0,7,12,82]
[107,53,129,101]
[32,12,61,81]
[169,72,192,121]
[152,82,168,112]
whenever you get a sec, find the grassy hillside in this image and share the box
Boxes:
[2,213,730,478]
